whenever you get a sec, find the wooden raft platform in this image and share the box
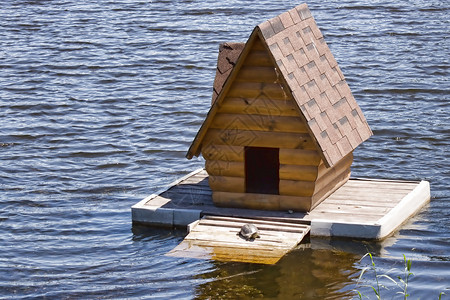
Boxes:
[167,216,310,264]
[132,169,430,263]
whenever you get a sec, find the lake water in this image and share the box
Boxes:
[0,0,448,299]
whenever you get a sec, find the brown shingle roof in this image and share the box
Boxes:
[212,42,245,104]
[187,3,372,167]
[258,3,372,166]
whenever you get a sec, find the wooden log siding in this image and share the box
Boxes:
[226,82,289,100]
[236,66,278,83]
[203,153,351,210]
[209,175,319,197]
[205,155,351,189]
[205,153,352,210]
[201,144,244,161]
[202,145,322,166]
[210,113,309,133]
[203,129,316,150]
[217,97,299,117]
[212,191,312,211]
[279,164,320,181]
[207,160,321,182]
[209,176,245,193]
[251,38,268,51]
[279,180,316,197]
[205,160,245,177]
[211,171,351,211]
[320,166,351,194]
[245,51,273,67]
[309,168,351,210]
[279,149,321,165]
[316,153,353,184]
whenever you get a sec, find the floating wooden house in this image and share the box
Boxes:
[132,3,431,264]
[186,3,372,212]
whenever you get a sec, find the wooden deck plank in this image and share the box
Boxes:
[320,199,399,207]
[304,212,384,223]
[167,216,310,264]
[201,207,307,221]
[324,195,404,202]
[341,181,418,190]
[310,204,392,214]
[323,194,403,203]
[201,215,310,230]
[162,188,212,197]
[329,187,413,197]
[180,179,208,185]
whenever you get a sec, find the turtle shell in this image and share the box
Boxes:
[238,223,260,240]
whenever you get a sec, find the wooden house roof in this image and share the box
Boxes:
[187,3,372,167]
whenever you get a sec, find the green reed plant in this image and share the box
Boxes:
[355,253,446,299]
[355,252,397,299]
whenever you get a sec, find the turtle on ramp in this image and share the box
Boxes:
[237,223,260,241]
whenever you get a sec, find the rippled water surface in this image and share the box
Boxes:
[0,0,448,299]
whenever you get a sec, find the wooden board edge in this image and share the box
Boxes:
[309,219,381,239]
[203,215,311,230]
[349,177,421,184]
[187,219,201,233]
[376,180,431,239]
[131,168,205,209]
[132,206,203,227]
[309,181,430,240]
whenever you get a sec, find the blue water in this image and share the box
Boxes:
[0,0,448,299]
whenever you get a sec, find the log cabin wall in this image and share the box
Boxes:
[201,37,352,212]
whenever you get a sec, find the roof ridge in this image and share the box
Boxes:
[258,3,312,40]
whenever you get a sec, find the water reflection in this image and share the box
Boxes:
[193,243,365,299]
[131,224,399,299]
[310,236,395,257]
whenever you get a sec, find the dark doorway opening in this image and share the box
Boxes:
[245,146,279,194]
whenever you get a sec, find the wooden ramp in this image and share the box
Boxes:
[167,216,310,264]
